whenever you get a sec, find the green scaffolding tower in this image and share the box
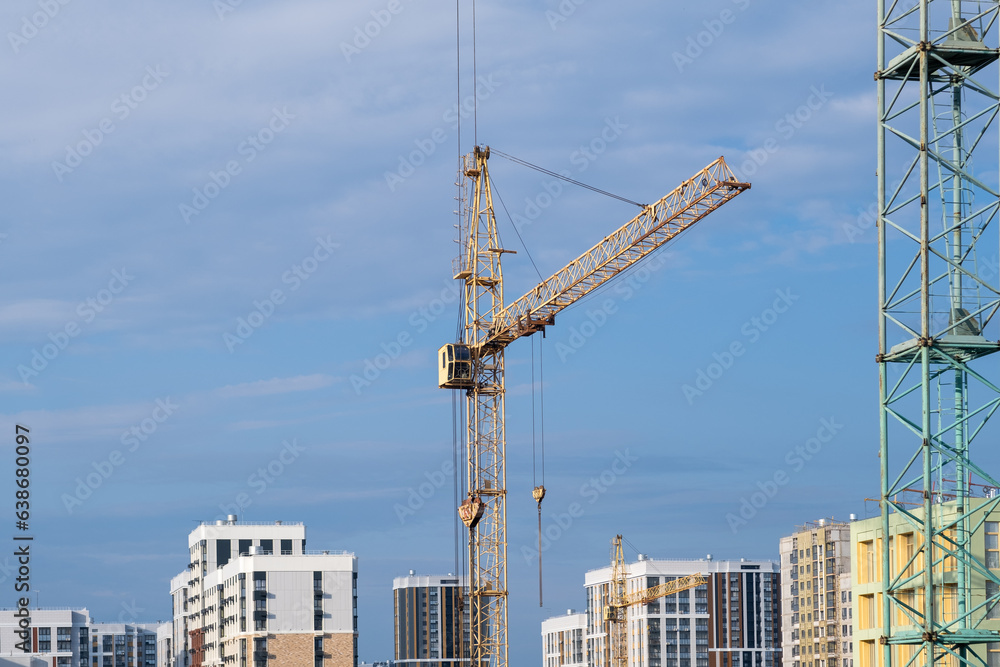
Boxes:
[878,1,1000,667]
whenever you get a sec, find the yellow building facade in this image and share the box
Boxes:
[851,500,1000,667]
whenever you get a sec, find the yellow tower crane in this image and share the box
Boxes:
[439,146,748,667]
[605,535,707,667]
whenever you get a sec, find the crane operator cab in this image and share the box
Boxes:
[438,343,473,389]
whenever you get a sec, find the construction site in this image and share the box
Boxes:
[428,0,1000,666]
[7,0,1000,667]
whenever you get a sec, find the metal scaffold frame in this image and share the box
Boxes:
[878,2,1000,667]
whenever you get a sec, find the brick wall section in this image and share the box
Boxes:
[324,633,355,667]
[269,634,313,667]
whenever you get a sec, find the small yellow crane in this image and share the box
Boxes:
[605,536,707,667]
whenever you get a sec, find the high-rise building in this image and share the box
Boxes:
[541,610,586,667]
[779,520,853,667]
[170,518,358,667]
[582,556,781,667]
[0,609,167,667]
[851,500,1000,667]
[392,572,468,667]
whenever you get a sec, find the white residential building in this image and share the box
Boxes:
[0,609,167,667]
[583,557,781,667]
[541,610,587,667]
[170,519,358,667]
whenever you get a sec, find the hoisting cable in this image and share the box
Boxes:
[472,0,478,147]
[491,149,647,208]
[455,0,461,166]
[531,338,545,607]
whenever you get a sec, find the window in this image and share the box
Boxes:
[988,523,1000,569]
[260,539,273,554]
[314,636,324,667]
[281,539,293,555]
[988,643,1000,667]
[239,539,252,556]
[217,540,232,567]
[987,581,1000,620]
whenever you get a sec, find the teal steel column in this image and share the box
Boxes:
[876,3,1000,667]
[877,0,893,666]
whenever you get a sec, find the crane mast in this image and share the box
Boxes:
[441,147,749,666]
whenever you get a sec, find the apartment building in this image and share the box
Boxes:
[392,573,468,667]
[779,519,853,667]
[582,556,781,667]
[170,519,358,667]
[851,500,1000,667]
[541,610,587,667]
[0,609,166,667]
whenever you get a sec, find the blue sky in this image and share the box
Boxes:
[0,0,985,663]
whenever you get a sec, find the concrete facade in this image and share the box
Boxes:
[391,573,467,667]
[0,610,166,667]
[779,520,854,667]
[541,611,586,667]
[851,500,1000,667]
[170,520,357,667]
[582,557,781,667]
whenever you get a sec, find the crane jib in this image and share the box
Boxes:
[485,157,749,348]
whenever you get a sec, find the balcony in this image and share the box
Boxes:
[253,611,267,621]
[253,652,268,662]
[253,590,267,601]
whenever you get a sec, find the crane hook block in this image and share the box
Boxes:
[438,344,474,388]
[532,485,546,504]
[459,496,485,529]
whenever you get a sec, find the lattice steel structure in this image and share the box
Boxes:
[878,2,1000,667]
[444,149,748,666]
